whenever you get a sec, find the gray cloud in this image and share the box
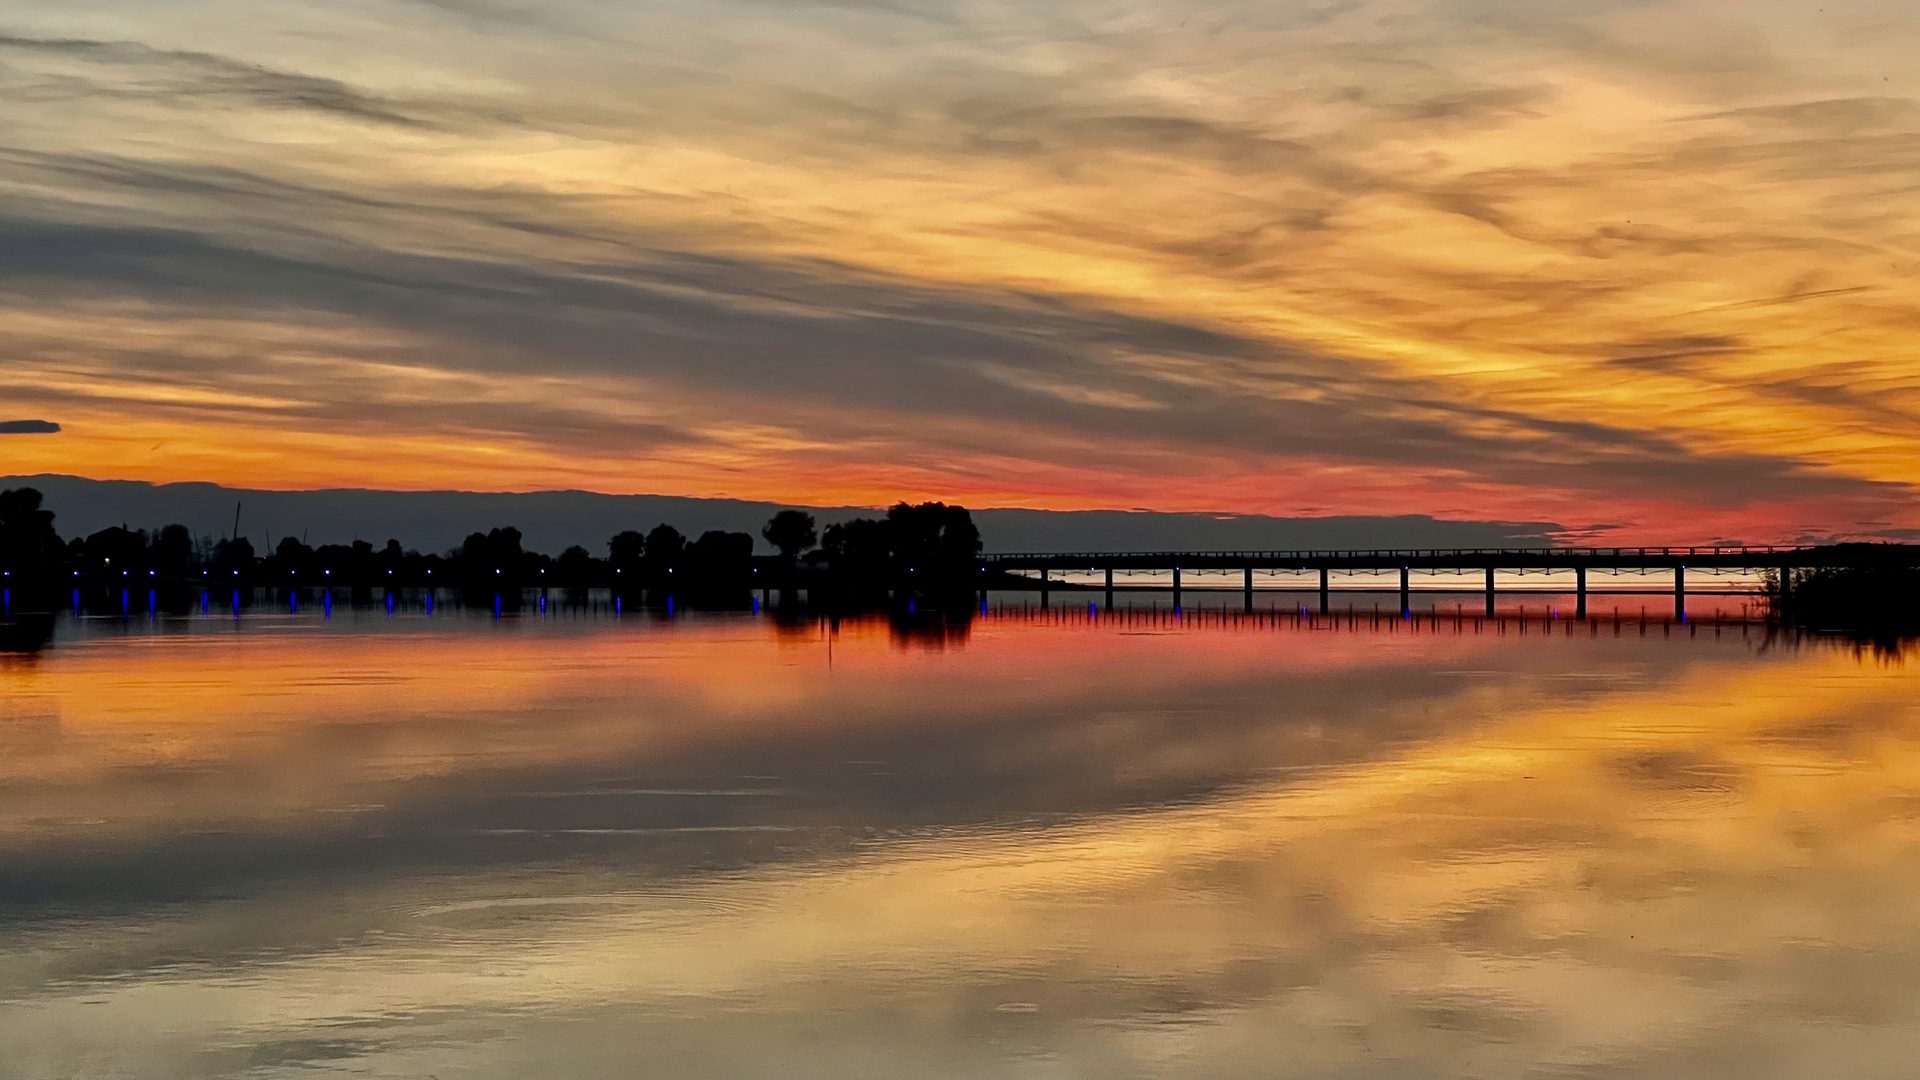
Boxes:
[0,33,516,130]
[0,0,1914,532]
[0,187,1899,512]
[0,419,60,434]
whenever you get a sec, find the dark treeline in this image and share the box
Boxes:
[0,487,985,605]
[1772,550,1920,636]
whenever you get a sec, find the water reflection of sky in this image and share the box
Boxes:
[3,610,1917,1079]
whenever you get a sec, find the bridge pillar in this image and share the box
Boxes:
[1172,566,1181,609]
[1485,566,1496,617]
[1244,566,1254,613]
[1319,567,1330,614]
[1675,565,1686,619]
[1399,567,1410,615]
[1575,566,1587,620]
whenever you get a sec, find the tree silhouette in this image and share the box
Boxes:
[762,510,818,560]
[0,488,61,579]
[151,524,194,577]
[557,544,596,586]
[644,523,685,580]
[273,535,314,577]
[608,529,646,568]
[687,530,754,588]
[821,517,892,583]
[213,536,255,573]
[887,501,981,582]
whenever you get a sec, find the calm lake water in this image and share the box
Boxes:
[4,593,1918,1079]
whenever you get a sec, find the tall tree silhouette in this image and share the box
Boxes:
[762,510,817,561]
[0,488,62,582]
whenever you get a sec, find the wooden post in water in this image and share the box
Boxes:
[1172,566,1182,609]
[1484,565,1496,617]
[1674,564,1686,619]
[1399,566,1410,615]
[1575,566,1587,620]
[1040,565,1049,609]
[1104,566,1114,610]
[1319,567,1330,614]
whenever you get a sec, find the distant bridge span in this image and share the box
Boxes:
[979,544,1920,617]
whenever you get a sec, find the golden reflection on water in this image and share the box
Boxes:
[3,611,1918,1079]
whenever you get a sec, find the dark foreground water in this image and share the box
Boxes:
[3,595,1918,1079]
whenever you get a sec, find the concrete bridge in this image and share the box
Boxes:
[981,545,1917,617]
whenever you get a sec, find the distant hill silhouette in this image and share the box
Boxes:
[4,475,1562,555]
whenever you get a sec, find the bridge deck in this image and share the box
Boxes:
[981,545,1914,572]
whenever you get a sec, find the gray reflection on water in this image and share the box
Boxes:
[2,607,1918,1079]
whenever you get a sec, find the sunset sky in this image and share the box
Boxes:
[2,0,1917,542]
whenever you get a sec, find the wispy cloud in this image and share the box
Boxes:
[0,0,1915,539]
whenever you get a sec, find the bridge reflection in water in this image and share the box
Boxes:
[982,545,1906,620]
[976,595,1770,641]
